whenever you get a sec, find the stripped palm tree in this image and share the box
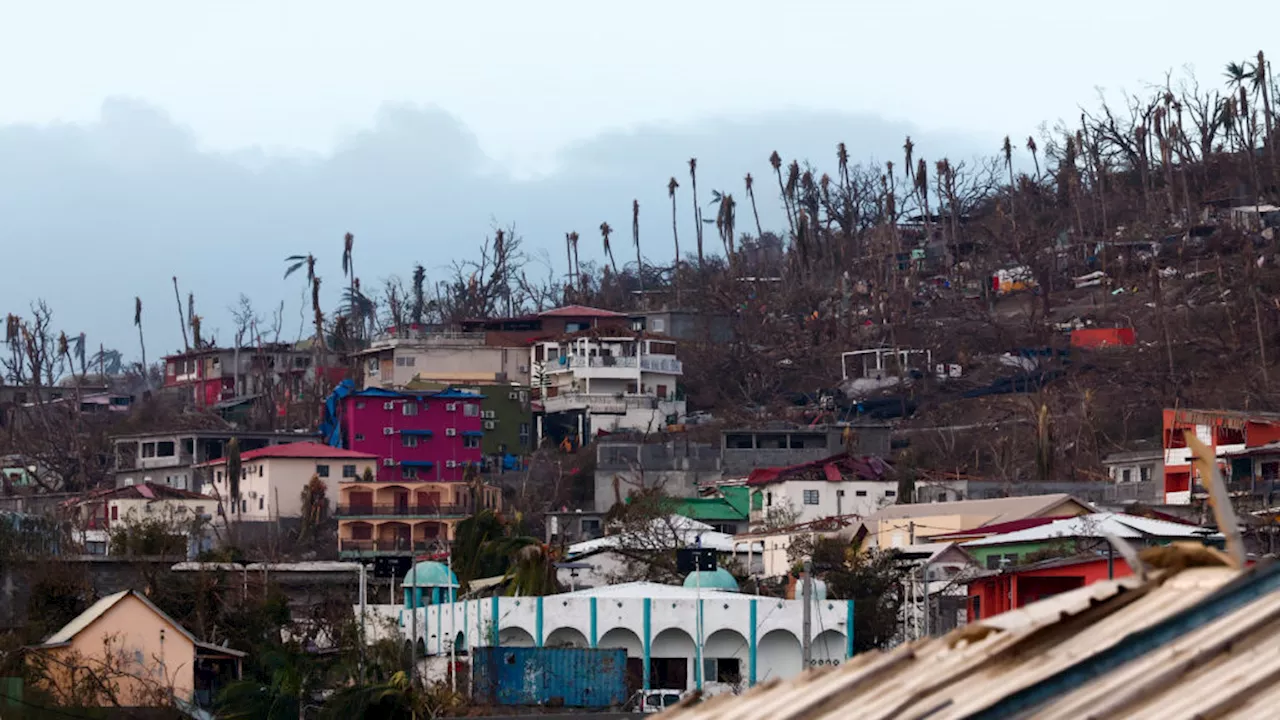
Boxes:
[190,315,203,350]
[667,177,681,268]
[311,277,325,351]
[712,191,737,258]
[133,298,148,388]
[564,232,576,296]
[903,136,915,186]
[569,232,582,291]
[1002,136,1015,188]
[632,200,643,298]
[770,151,795,236]
[171,277,189,351]
[600,222,618,274]
[744,173,763,239]
[341,232,358,339]
[411,264,427,326]
[1026,136,1041,180]
[688,158,704,266]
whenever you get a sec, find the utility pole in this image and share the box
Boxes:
[448,547,457,694]
[409,555,418,682]
[801,559,813,667]
[921,561,931,638]
[695,536,704,692]
[358,561,368,684]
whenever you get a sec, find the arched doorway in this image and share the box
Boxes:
[498,626,535,647]
[757,630,802,681]
[811,629,847,666]
[650,627,695,691]
[599,627,644,693]
[703,629,749,689]
[545,627,590,649]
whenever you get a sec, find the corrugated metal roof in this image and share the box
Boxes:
[665,551,1280,719]
[961,512,1219,547]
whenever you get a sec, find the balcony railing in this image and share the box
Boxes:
[338,539,449,553]
[337,504,469,517]
[546,356,683,374]
[541,393,663,414]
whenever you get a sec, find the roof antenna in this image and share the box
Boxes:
[1184,429,1245,568]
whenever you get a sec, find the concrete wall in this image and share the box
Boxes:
[407,591,853,691]
[592,469,724,513]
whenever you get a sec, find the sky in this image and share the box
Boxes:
[1,0,1278,363]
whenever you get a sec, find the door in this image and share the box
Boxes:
[394,491,410,514]
[349,491,374,514]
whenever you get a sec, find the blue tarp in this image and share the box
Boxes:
[319,379,356,448]
[401,429,434,437]
[400,460,435,468]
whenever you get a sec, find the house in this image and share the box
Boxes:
[162,343,342,408]
[199,442,377,522]
[721,425,891,476]
[745,453,896,529]
[26,589,243,708]
[564,515,763,582]
[335,472,501,558]
[64,483,216,556]
[967,554,1135,621]
[591,437,722,513]
[330,386,486,483]
[461,304,631,340]
[629,309,733,344]
[862,493,1095,550]
[409,579,850,694]
[734,515,864,578]
[1161,408,1280,504]
[958,512,1216,571]
[531,332,686,441]
[353,327,530,389]
[407,379,533,462]
[111,429,319,492]
[675,486,751,535]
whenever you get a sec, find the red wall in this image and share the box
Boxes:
[342,392,483,482]
[1070,327,1136,349]
[968,558,1132,622]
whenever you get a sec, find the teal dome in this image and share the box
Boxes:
[683,568,739,592]
[403,561,458,588]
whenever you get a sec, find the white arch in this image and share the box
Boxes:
[598,627,642,656]
[811,629,847,665]
[651,627,696,690]
[545,626,590,648]
[498,626,535,647]
[757,629,802,681]
[703,628,749,688]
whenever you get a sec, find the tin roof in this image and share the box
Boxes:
[961,512,1219,547]
[665,548,1279,719]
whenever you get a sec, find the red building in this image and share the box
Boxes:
[967,555,1133,622]
[338,387,484,482]
[163,344,343,408]
[1161,408,1280,504]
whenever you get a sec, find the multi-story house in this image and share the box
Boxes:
[328,386,503,557]
[162,343,342,408]
[64,482,216,556]
[531,333,685,441]
[200,442,377,521]
[111,429,318,492]
[745,453,897,530]
[356,305,630,391]
[1162,408,1280,504]
[408,379,533,462]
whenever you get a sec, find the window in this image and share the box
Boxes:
[141,443,156,458]
[766,492,773,507]
[86,541,107,555]
[316,465,330,478]
[356,401,366,409]
[395,356,416,367]
[803,489,820,505]
[703,657,740,684]
[216,471,223,482]
[403,467,417,479]
[342,464,357,478]
[1121,468,1133,483]
[402,435,418,448]
[241,500,247,513]
[402,402,419,416]
[259,465,264,477]
[464,436,481,449]
[156,441,175,457]
[110,505,118,520]
[1141,466,1153,483]
[986,553,1019,570]
[463,404,479,417]
[354,433,365,442]
[651,317,666,333]
[885,490,896,497]
[519,422,530,435]
[258,498,264,510]
[855,490,867,497]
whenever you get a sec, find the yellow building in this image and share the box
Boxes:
[337,478,503,558]
[27,589,243,708]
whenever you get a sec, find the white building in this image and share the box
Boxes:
[65,482,216,556]
[532,334,685,439]
[408,575,854,694]
[746,455,897,530]
[200,441,378,522]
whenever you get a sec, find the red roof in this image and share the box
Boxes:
[199,441,377,466]
[65,482,214,506]
[927,516,1069,541]
[538,305,625,318]
[746,453,894,486]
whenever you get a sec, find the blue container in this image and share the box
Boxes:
[472,646,628,708]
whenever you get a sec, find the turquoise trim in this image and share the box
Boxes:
[749,599,758,685]
[694,599,703,690]
[535,597,544,647]
[642,599,652,690]
[589,598,598,648]
[846,600,855,658]
[490,596,499,646]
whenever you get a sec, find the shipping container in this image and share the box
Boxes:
[471,646,628,708]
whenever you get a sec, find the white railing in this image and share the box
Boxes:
[544,356,682,374]
[541,393,661,414]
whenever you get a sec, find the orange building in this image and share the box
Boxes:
[1161,408,1280,504]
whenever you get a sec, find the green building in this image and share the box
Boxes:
[675,486,751,535]
[407,379,532,460]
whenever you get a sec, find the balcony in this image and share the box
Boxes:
[337,504,469,518]
[338,539,449,554]
[545,356,682,376]
[541,393,662,415]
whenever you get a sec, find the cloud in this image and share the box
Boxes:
[0,99,992,361]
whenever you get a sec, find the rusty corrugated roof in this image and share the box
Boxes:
[664,550,1280,719]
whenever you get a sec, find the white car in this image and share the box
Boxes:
[638,689,689,713]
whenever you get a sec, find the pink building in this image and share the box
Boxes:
[339,387,484,482]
